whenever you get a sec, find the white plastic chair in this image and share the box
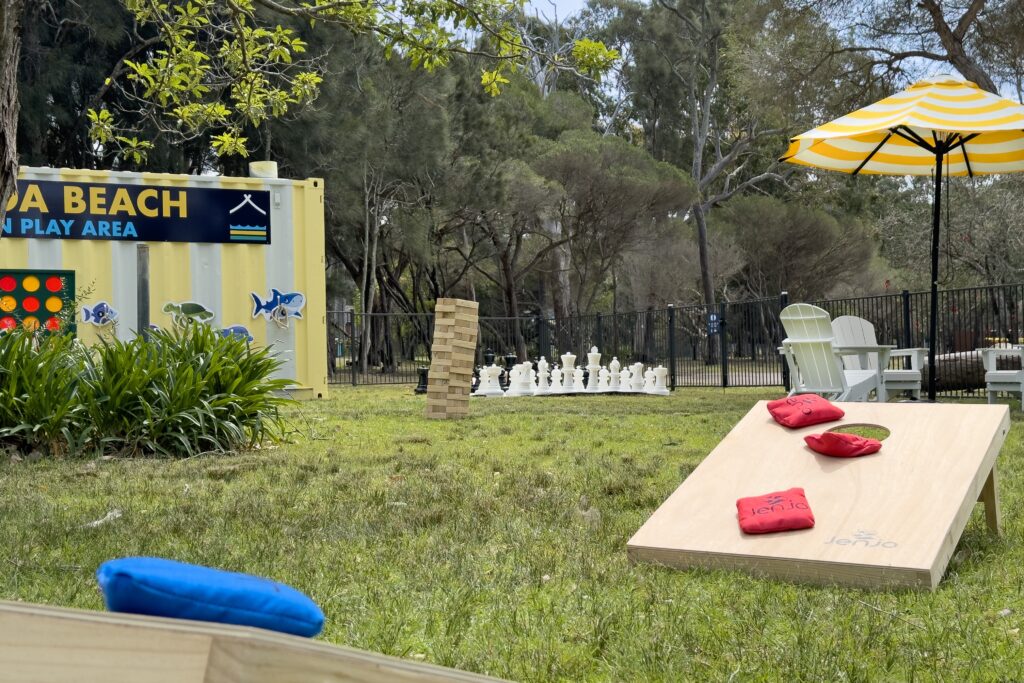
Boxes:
[779,304,882,402]
[832,315,927,400]
[980,346,1024,409]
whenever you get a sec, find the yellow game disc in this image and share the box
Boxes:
[22,316,39,331]
[22,275,40,292]
[45,296,62,313]
[0,295,15,312]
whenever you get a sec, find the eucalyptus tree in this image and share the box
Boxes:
[593,0,850,309]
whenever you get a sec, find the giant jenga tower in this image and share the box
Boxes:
[425,298,479,419]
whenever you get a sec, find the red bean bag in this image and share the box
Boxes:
[804,431,881,457]
[766,394,844,428]
[736,487,815,534]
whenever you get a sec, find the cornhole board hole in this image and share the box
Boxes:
[0,600,504,683]
[628,401,1010,590]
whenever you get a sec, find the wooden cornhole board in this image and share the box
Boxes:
[628,401,1010,590]
[0,600,504,683]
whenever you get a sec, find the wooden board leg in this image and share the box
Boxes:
[979,466,1002,536]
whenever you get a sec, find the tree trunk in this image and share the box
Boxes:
[693,202,716,307]
[0,0,22,229]
[692,202,719,364]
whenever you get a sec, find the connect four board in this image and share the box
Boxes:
[0,269,75,334]
[628,401,1010,590]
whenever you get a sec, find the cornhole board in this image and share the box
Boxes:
[628,401,1010,590]
[0,600,505,683]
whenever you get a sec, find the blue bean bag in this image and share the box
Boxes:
[96,557,324,637]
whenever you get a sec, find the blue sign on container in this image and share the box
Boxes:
[2,179,271,245]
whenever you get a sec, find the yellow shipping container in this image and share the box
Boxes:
[0,166,328,398]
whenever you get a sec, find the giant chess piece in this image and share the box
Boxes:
[535,357,550,395]
[630,364,645,393]
[518,363,534,396]
[572,366,586,393]
[597,367,611,392]
[471,366,485,396]
[480,364,504,397]
[561,352,577,392]
[642,368,656,394]
[586,346,602,393]
[502,352,517,390]
[652,365,670,396]
[617,365,632,392]
[505,365,524,397]
[550,365,564,393]
[609,357,621,391]
[492,364,506,396]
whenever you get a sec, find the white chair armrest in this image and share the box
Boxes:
[890,347,928,371]
[979,347,1024,372]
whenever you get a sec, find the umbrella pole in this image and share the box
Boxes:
[928,150,944,401]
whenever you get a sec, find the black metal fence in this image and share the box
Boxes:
[328,282,1024,396]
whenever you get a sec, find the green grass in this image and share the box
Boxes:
[2,387,1024,680]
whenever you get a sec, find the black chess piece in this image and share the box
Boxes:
[483,348,496,366]
[414,367,428,394]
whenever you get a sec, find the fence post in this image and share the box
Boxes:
[667,304,676,390]
[719,302,729,388]
[537,316,550,360]
[349,311,357,386]
[136,244,150,340]
[596,313,604,351]
[780,290,790,392]
[901,289,912,348]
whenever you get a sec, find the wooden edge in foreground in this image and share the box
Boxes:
[0,600,506,683]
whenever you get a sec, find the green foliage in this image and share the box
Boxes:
[0,332,85,455]
[0,326,291,457]
[571,38,619,78]
[86,0,617,158]
[713,194,883,299]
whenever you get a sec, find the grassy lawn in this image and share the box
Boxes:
[3,387,1024,680]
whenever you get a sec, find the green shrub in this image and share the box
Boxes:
[0,331,86,454]
[0,325,292,457]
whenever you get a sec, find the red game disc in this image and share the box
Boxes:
[45,276,62,292]
[45,317,61,332]
[22,296,40,313]
[0,276,14,292]
[0,316,15,331]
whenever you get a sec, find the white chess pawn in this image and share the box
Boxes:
[617,366,632,392]
[609,357,621,391]
[535,359,550,395]
[550,366,563,393]
[505,365,523,397]
[563,362,576,392]
[597,367,611,392]
[642,368,656,394]
[572,367,585,393]
[631,364,645,393]
[652,365,670,396]
[520,363,534,395]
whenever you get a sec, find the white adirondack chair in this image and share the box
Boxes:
[832,315,927,400]
[778,304,882,402]
[980,346,1024,409]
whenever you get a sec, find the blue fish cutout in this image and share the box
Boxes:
[82,301,118,326]
[251,289,305,321]
[221,325,254,342]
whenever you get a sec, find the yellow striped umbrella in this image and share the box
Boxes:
[781,74,1024,400]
